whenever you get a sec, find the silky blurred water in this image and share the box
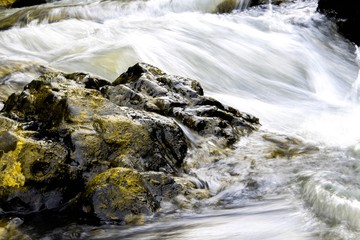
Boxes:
[1,0,360,239]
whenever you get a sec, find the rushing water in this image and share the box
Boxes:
[1,0,360,239]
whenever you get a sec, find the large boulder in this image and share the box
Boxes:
[317,0,360,45]
[104,63,259,146]
[0,63,259,224]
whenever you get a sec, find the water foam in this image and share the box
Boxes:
[302,172,360,230]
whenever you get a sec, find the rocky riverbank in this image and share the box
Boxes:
[0,63,259,237]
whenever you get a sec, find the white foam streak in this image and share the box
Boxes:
[46,0,246,22]
[350,46,360,102]
[1,1,358,149]
[303,173,360,230]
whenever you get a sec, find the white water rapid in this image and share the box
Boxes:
[1,0,360,239]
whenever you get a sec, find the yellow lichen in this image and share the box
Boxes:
[94,116,151,156]
[124,214,145,225]
[0,0,15,7]
[88,167,149,211]
[65,89,109,124]
[0,140,25,188]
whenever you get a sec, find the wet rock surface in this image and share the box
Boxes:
[105,63,259,146]
[0,63,259,225]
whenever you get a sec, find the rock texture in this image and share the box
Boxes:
[317,0,360,45]
[105,63,258,146]
[0,63,259,224]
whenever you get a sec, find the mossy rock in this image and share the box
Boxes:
[0,126,78,213]
[82,167,159,224]
[3,71,187,174]
[0,0,45,8]
[215,0,238,13]
[0,218,30,240]
[0,63,259,224]
[262,134,319,159]
[105,63,260,147]
[0,0,15,7]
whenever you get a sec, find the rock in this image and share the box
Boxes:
[0,218,31,240]
[0,60,56,102]
[213,0,288,13]
[249,0,288,7]
[3,71,187,173]
[215,0,238,13]
[0,0,45,8]
[0,0,14,7]
[0,63,259,224]
[11,0,46,8]
[104,63,259,146]
[262,134,319,159]
[0,5,91,30]
[82,168,158,224]
[0,71,186,222]
[317,0,360,45]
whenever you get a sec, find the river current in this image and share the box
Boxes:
[1,0,360,239]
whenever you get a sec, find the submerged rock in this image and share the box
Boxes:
[263,134,319,159]
[317,0,360,45]
[0,63,259,224]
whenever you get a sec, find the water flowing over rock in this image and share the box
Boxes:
[317,0,360,45]
[0,63,259,225]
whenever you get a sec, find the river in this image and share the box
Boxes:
[1,0,360,239]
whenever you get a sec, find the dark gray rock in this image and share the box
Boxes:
[104,63,259,146]
[250,0,288,7]
[0,63,259,224]
[317,0,360,45]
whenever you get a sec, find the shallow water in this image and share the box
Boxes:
[1,0,360,239]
